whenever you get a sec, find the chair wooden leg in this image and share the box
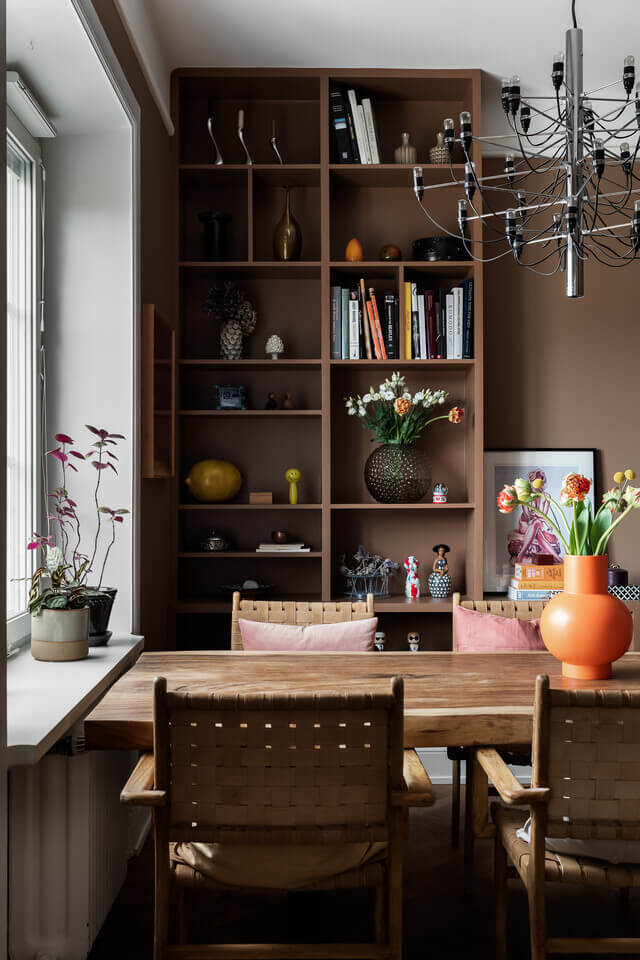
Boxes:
[463,751,474,902]
[451,756,461,848]
[494,836,508,960]
[527,812,547,960]
[374,880,385,946]
[176,883,188,945]
[153,812,169,960]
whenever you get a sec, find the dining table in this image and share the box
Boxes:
[85,649,640,893]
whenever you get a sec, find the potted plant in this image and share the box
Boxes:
[345,372,464,503]
[497,470,639,678]
[23,427,128,660]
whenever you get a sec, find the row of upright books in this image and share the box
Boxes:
[507,561,564,601]
[329,83,381,165]
[330,282,399,359]
[404,279,474,360]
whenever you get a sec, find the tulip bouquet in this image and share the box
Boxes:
[497,469,640,557]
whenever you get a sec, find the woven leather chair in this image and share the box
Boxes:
[121,674,434,960]
[231,592,375,650]
[483,674,640,959]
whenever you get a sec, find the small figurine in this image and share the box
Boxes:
[394,132,416,164]
[265,334,284,359]
[237,108,252,165]
[282,392,295,410]
[345,237,363,262]
[428,544,452,599]
[270,119,284,164]
[407,631,420,652]
[429,131,448,165]
[265,392,277,409]
[216,384,246,410]
[285,467,301,504]
[206,100,223,165]
[433,482,448,504]
[404,556,420,600]
[379,243,402,261]
[374,631,386,652]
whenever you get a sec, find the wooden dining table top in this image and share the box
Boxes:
[83,650,640,750]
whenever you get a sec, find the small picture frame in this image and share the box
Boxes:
[483,448,597,592]
[216,384,246,410]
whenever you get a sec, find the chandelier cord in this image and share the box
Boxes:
[572,0,577,28]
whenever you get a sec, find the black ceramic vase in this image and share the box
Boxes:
[364,444,431,504]
[86,586,117,647]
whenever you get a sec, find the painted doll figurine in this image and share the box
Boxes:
[428,543,452,599]
[285,467,301,505]
[404,555,420,600]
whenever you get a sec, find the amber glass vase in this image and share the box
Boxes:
[273,187,302,261]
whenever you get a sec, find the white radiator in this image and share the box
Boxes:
[9,749,148,960]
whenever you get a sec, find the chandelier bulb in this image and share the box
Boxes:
[552,51,564,91]
[632,199,640,252]
[464,161,476,201]
[624,55,635,95]
[505,208,517,243]
[459,111,472,152]
[593,139,605,179]
[504,153,515,185]
[443,118,455,155]
[501,78,511,114]
[412,166,424,203]
[553,213,563,249]
[635,84,640,128]
[520,103,531,134]
[514,225,524,259]
[457,198,468,235]
[621,142,632,175]
[509,76,521,115]
[582,99,594,132]
[517,191,527,218]
[565,196,578,235]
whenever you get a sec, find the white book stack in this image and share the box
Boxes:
[256,543,311,553]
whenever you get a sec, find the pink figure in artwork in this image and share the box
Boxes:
[404,556,421,600]
[507,469,563,566]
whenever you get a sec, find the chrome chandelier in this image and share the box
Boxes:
[412,0,640,298]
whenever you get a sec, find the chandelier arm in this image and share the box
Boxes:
[522,99,569,126]
[583,79,627,97]
[515,246,567,275]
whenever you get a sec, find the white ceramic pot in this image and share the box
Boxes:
[31,607,90,662]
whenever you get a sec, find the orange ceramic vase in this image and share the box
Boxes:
[540,555,632,680]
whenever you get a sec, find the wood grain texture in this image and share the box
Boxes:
[85,651,640,750]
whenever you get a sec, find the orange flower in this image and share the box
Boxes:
[394,397,412,416]
[560,472,591,505]
[497,485,518,514]
[448,406,464,423]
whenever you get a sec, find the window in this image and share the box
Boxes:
[6,117,40,650]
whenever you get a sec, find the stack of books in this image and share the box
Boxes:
[329,84,380,164]
[256,542,311,553]
[507,561,564,601]
[331,282,399,360]
[403,279,473,360]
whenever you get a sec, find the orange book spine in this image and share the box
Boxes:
[366,300,382,359]
[403,281,412,359]
[359,278,373,359]
[369,289,387,359]
[513,563,564,580]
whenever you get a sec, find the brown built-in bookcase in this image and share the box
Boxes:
[170,68,484,649]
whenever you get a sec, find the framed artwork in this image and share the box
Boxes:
[483,448,597,592]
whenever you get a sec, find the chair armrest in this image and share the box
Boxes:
[392,749,436,808]
[120,752,166,807]
[476,748,549,807]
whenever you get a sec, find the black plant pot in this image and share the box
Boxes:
[364,444,431,503]
[86,587,117,647]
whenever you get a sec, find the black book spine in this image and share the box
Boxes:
[384,292,397,359]
[329,86,353,163]
[344,91,361,164]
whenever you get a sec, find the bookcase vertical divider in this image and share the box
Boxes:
[247,166,254,262]
[320,75,332,598]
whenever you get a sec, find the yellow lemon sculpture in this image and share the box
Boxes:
[185,459,243,502]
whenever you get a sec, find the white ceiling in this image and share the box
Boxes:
[115,0,640,138]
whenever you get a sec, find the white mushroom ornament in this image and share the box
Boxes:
[265,334,284,359]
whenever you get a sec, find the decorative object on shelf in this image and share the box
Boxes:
[198,210,231,261]
[271,530,289,543]
[218,581,273,599]
[379,243,402,261]
[185,458,243,503]
[270,119,284,164]
[411,236,470,262]
[215,384,247,410]
[410,8,640,297]
[407,631,420,652]
[340,545,399,599]
[201,531,230,552]
[273,187,302,261]
[374,631,386,652]
[204,280,257,361]
[432,482,448,504]
[265,334,284,359]
[404,556,420,600]
[394,132,416,164]
[608,561,628,587]
[428,544,452,599]
[206,101,223,165]
[285,467,301,504]
[282,392,295,410]
[264,392,277,410]
[346,372,464,504]
[24,427,129,658]
[249,491,273,504]
[345,237,363,262]
[237,108,252,165]
[428,131,448,165]
[484,448,596,591]
[497,467,639,678]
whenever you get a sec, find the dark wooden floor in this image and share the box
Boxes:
[90,786,638,959]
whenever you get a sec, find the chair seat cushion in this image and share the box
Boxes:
[170,840,386,891]
[453,605,544,652]
[493,806,640,888]
[238,617,378,651]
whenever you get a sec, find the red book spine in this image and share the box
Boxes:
[425,289,436,359]
[366,300,382,359]
[369,289,387,360]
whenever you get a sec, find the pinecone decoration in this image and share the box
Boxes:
[220,319,243,359]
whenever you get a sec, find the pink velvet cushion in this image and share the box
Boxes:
[453,605,544,652]
[238,617,378,651]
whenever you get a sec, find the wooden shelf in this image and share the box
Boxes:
[330,261,473,276]
[331,503,475,510]
[179,409,322,417]
[373,595,470,613]
[180,359,322,369]
[329,163,465,187]
[179,261,322,279]
[179,551,321,559]
[330,359,474,370]
[178,503,323,510]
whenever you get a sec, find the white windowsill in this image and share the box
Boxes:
[7,633,144,767]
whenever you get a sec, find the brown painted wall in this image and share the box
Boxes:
[484,159,640,579]
[91,0,173,648]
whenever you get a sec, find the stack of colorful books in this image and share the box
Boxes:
[508,561,564,601]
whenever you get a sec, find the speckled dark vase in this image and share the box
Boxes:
[364,444,431,503]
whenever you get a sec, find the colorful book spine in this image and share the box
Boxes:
[425,289,436,359]
[435,292,445,358]
[462,277,474,359]
[359,277,373,358]
[366,300,382,359]
[403,282,412,359]
[369,289,387,360]
[384,292,398,359]
[417,290,427,360]
[330,285,341,360]
[347,89,370,163]
[513,563,564,581]
[361,98,380,163]
[445,293,454,357]
[452,286,463,359]
[348,289,360,359]
[508,586,562,601]
[341,288,350,358]
[411,283,420,360]
[510,578,564,591]
[329,86,353,163]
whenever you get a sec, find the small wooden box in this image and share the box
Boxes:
[249,491,273,505]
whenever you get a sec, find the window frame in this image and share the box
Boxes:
[6,109,42,653]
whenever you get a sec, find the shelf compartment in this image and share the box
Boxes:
[179,167,248,262]
[179,262,322,279]
[181,364,321,412]
[179,551,321,559]
[253,173,321,262]
[179,553,321,607]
